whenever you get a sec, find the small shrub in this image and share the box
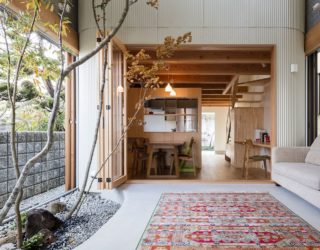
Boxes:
[21,212,27,228]
[22,232,44,250]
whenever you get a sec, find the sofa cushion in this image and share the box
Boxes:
[273,162,320,190]
[305,136,320,166]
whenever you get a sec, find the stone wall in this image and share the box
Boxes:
[0,132,65,208]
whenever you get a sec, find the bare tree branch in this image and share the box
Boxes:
[0,0,131,225]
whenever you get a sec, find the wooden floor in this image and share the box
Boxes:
[129,151,270,181]
[198,151,270,181]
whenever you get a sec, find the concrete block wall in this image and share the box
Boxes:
[0,132,65,208]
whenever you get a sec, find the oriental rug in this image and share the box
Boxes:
[137,192,320,249]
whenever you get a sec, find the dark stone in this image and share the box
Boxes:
[25,209,63,238]
[275,183,281,187]
[47,202,67,215]
[38,229,56,245]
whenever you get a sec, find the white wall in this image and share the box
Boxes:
[202,107,229,153]
[77,0,306,185]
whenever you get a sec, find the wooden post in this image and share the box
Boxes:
[65,53,76,190]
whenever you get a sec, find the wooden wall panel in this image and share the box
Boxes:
[306,22,320,55]
[230,108,264,168]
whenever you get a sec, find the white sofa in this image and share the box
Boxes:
[272,137,320,209]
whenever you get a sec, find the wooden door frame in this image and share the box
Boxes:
[107,38,128,189]
[65,53,77,190]
[271,45,277,148]
[97,37,128,189]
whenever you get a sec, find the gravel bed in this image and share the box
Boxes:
[47,192,120,250]
[0,190,121,250]
[6,186,66,218]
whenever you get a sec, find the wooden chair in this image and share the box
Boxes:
[131,138,149,176]
[242,139,270,179]
[177,137,197,177]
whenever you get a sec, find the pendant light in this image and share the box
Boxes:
[165,83,172,92]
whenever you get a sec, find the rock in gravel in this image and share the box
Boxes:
[47,202,67,215]
[38,229,56,245]
[0,243,16,250]
[25,209,63,238]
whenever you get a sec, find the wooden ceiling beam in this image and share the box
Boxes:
[157,64,271,75]
[133,50,271,64]
[202,90,223,94]
[158,75,232,83]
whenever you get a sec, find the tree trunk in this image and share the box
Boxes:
[0,0,131,225]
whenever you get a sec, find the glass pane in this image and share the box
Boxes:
[144,98,198,132]
[111,46,125,180]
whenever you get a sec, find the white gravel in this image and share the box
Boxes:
[0,188,120,250]
[7,186,66,218]
[47,192,120,250]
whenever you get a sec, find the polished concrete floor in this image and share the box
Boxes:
[75,183,320,250]
[130,151,270,181]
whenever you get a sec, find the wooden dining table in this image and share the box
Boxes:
[146,142,183,178]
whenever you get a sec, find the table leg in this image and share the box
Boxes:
[147,146,154,178]
[174,146,179,177]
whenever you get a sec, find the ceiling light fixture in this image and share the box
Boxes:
[165,83,173,92]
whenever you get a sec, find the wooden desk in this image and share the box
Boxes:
[146,142,183,178]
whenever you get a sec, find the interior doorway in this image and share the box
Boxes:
[201,112,215,151]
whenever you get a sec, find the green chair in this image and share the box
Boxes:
[178,137,197,176]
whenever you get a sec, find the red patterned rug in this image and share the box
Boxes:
[137,193,320,249]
